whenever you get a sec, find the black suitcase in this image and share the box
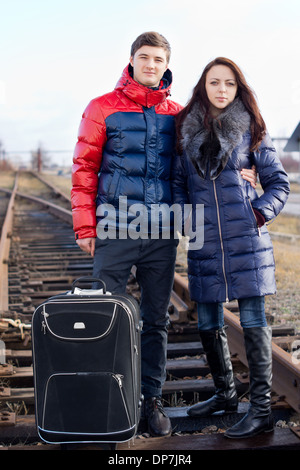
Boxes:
[32,277,142,445]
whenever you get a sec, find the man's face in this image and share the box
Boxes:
[130,45,168,88]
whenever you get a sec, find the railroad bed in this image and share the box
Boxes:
[0,171,299,451]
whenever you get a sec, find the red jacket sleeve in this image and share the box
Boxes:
[71,99,107,239]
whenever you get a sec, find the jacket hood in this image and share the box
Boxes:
[181,98,251,180]
[115,64,173,108]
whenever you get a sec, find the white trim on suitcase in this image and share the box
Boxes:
[37,423,137,445]
[41,302,117,341]
[41,371,132,436]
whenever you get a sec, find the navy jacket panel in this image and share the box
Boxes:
[97,110,176,210]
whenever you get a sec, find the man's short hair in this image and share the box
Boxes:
[130,31,171,63]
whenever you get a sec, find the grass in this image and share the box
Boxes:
[268,212,300,236]
[41,173,72,199]
[272,239,300,289]
[17,171,48,195]
[0,171,15,189]
[266,210,300,330]
[0,170,72,199]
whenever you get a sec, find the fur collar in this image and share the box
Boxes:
[181,98,251,179]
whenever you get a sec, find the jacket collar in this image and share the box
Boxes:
[115,64,172,108]
[181,98,251,180]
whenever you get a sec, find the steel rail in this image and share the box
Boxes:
[0,187,73,225]
[28,170,71,203]
[0,174,19,314]
[0,179,299,449]
[1,181,299,413]
[173,272,300,413]
[0,181,73,315]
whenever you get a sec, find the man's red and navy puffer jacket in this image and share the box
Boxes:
[71,64,182,240]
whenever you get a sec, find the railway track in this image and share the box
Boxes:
[0,171,299,451]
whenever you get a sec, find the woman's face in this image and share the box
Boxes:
[205,65,238,117]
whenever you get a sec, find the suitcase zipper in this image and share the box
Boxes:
[41,320,46,334]
[112,373,132,429]
[112,299,139,427]
[114,373,124,388]
[41,310,49,334]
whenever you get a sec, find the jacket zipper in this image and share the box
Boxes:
[213,180,229,303]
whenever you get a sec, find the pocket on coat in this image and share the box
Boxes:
[107,170,122,204]
[246,197,258,227]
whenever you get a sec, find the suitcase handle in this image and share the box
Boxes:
[71,277,107,294]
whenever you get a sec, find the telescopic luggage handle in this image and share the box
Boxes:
[71,277,107,294]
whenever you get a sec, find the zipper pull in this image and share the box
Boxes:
[115,374,124,388]
[41,321,47,334]
[41,307,49,334]
[258,226,261,237]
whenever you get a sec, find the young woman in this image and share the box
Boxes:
[173,57,290,438]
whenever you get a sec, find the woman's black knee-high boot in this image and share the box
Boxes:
[187,327,238,417]
[224,326,274,438]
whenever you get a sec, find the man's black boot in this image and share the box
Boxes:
[144,397,172,437]
[187,327,238,417]
[225,327,274,438]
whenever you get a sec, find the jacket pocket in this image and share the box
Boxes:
[246,197,261,237]
[107,170,122,204]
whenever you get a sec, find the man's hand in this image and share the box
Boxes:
[76,237,96,257]
[241,165,257,189]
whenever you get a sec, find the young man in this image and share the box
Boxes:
[71,32,257,437]
[71,32,182,438]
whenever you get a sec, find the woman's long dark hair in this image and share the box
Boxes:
[176,57,266,153]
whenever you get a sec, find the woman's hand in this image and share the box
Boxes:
[241,165,257,189]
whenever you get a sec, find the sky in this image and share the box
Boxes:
[0,0,299,166]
